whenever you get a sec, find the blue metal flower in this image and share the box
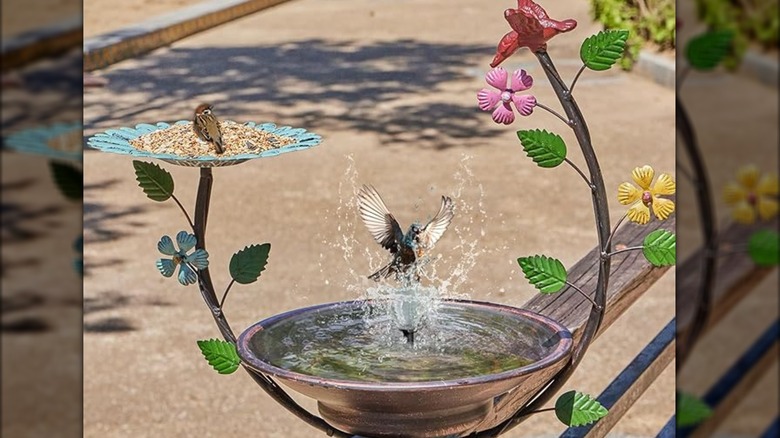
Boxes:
[4,123,82,162]
[86,121,322,167]
[156,231,209,286]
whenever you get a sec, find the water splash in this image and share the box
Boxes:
[316,153,519,341]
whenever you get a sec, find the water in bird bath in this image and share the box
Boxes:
[249,299,545,383]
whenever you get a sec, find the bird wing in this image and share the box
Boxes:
[192,118,208,141]
[357,185,403,253]
[205,118,223,147]
[419,196,454,249]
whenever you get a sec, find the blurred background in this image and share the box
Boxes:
[1,0,82,437]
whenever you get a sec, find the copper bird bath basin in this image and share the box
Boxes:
[237,299,573,437]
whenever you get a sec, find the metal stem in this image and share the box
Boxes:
[676,97,718,367]
[569,64,587,94]
[607,246,645,257]
[536,101,573,126]
[564,157,593,188]
[192,167,351,438]
[478,50,611,436]
[170,193,195,231]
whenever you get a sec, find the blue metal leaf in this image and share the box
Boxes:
[156,259,176,277]
[176,231,197,253]
[186,249,209,270]
[178,263,197,285]
[157,235,176,255]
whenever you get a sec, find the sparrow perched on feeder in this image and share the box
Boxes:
[357,185,454,282]
[193,103,224,154]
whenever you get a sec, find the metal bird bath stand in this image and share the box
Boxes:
[87,0,677,436]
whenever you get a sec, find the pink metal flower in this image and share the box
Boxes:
[477,67,536,125]
[490,0,578,67]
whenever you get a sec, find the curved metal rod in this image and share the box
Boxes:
[193,167,353,438]
[675,97,718,366]
[475,50,611,436]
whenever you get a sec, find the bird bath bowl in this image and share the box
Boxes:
[237,299,573,437]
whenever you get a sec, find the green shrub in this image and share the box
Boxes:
[696,0,779,69]
[590,0,676,69]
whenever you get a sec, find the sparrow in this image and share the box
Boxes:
[193,103,224,154]
[357,185,454,283]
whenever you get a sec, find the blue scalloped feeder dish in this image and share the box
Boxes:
[86,120,322,167]
[4,123,83,162]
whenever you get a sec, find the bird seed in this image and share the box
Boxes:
[129,121,296,157]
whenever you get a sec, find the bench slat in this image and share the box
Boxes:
[686,320,779,438]
[560,318,675,438]
[676,218,778,354]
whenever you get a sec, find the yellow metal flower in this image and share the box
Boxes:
[723,166,778,224]
[617,165,676,224]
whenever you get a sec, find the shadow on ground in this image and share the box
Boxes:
[86,39,505,149]
[84,178,147,251]
[83,291,174,333]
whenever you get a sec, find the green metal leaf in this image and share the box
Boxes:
[555,390,608,427]
[677,392,712,427]
[748,229,779,266]
[580,30,629,71]
[517,255,567,294]
[642,229,676,266]
[49,162,82,200]
[132,160,174,202]
[197,339,240,375]
[229,243,271,284]
[517,129,567,168]
[685,30,734,71]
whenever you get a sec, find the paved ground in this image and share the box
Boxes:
[84,0,200,37]
[81,1,676,436]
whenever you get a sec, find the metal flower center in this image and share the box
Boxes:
[642,191,653,206]
[747,192,758,206]
[501,90,513,103]
[172,254,183,265]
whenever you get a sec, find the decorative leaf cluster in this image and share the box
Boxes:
[685,30,734,71]
[677,391,712,427]
[133,160,174,202]
[748,229,779,266]
[555,390,608,427]
[197,339,241,375]
[642,229,676,266]
[50,162,83,200]
[230,243,271,284]
[517,130,567,168]
[518,255,567,294]
[580,30,629,71]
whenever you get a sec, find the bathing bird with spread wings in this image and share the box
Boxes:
[357,185,454,282]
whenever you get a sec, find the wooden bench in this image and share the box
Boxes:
[550,217,777,437]
[477,213,676,433]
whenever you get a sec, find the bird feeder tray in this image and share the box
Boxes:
[86,120,322,167]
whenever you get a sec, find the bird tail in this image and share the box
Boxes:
[368,263,394,282]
